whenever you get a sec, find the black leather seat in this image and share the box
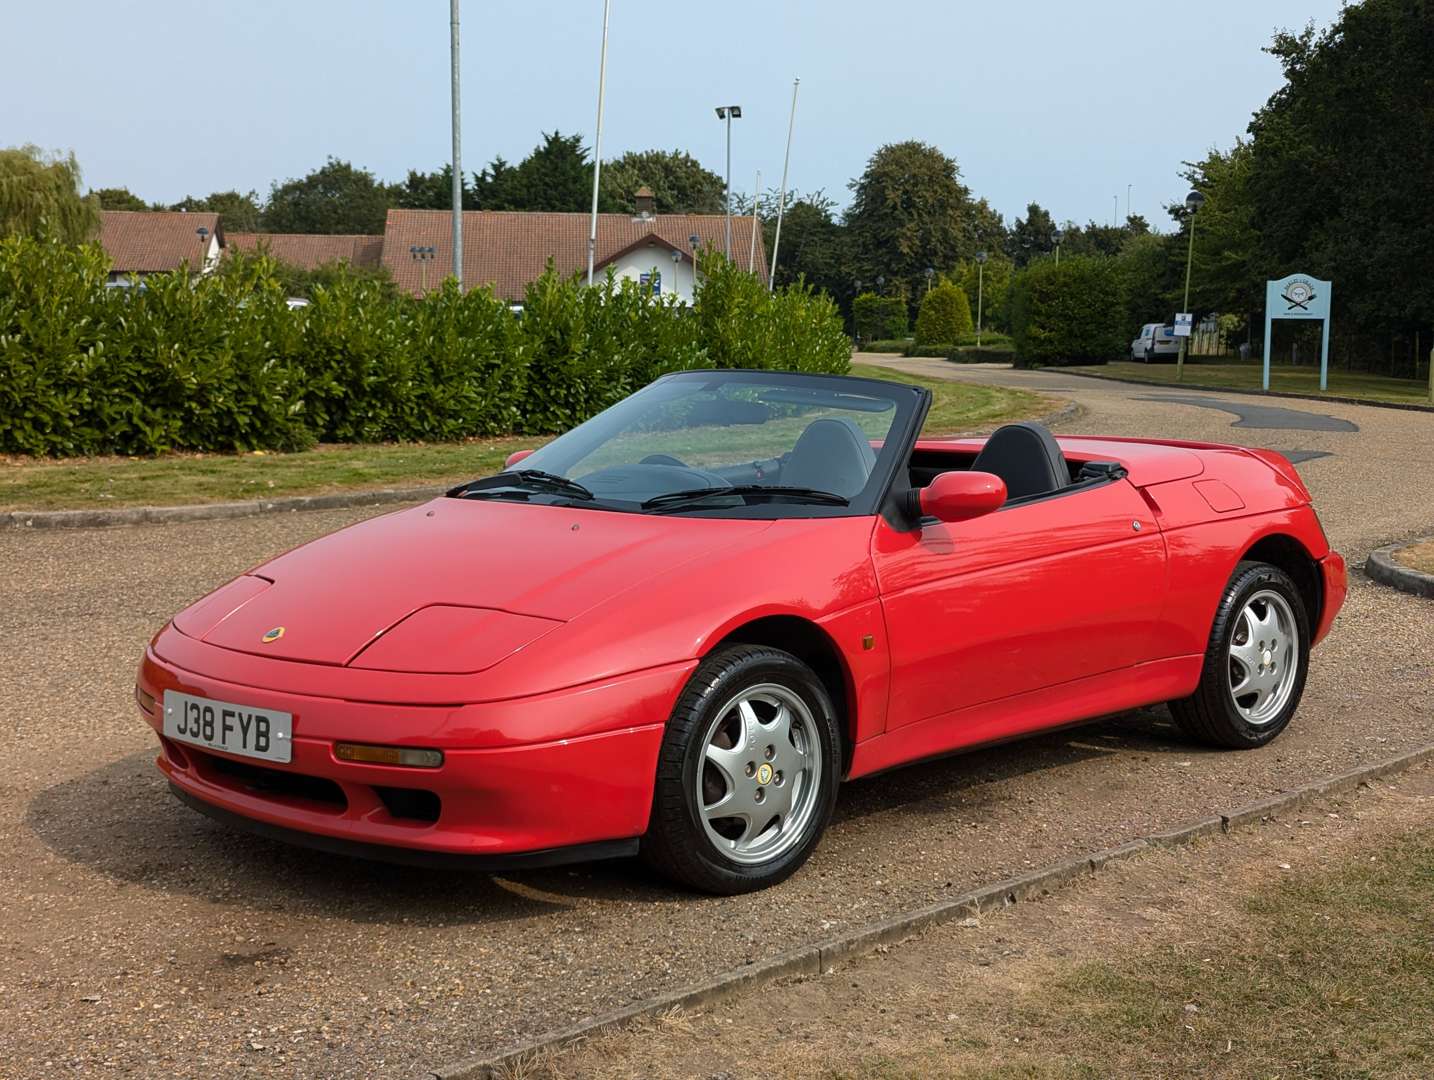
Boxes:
[784,417,877,497]
[971,422,1069,501]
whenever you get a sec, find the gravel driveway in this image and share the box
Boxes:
[3,362,1432,1078]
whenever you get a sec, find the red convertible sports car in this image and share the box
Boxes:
[136,369,1346,893]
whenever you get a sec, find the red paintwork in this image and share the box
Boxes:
[138,430,1346,863]
[919,471,1007,521]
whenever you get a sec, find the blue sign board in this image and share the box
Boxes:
[1263,273,1332,390]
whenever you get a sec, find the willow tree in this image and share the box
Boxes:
[0,146,100,243]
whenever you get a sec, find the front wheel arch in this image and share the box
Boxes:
[711,615,856,776]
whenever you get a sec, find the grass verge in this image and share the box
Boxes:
[844,829,1434,1080]
[0,365,1050,511]
[1069,360,1434,406]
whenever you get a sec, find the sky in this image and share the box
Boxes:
[5,0,1346,231]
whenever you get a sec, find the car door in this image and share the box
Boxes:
[871,475,1167,731]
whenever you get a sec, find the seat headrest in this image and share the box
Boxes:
[971,422,1068,501]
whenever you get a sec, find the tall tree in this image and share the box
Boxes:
[845,141,977,304]
[92,186,149,211]
[601,149,725,214]
[1175,142,1262,324]
[167,190,263,232]
[262,158,395,234]
[758,190,851,298]
[965,197,1008,259]
[0,146,100,243]
[474,132,593,212]
[395,164,475,211]
[1244,0,1434,340]
[1006,202,1056,267]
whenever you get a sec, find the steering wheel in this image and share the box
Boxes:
[640,453,689,468]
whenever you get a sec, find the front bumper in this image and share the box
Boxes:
[137,648,691,864]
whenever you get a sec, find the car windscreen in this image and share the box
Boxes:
[474,370,922,516]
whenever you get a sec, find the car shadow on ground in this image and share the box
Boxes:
[23,750,654,925]
[27,708,1200,923]
[833,705,1191,826]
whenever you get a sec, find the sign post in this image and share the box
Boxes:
[1263,273,1332,392]
[1173,312,1193,337]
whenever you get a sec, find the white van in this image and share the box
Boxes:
[1130,323,1180,362]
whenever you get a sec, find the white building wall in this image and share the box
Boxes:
[609,249,697,304]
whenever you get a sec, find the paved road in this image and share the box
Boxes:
[3,363,1432,1078]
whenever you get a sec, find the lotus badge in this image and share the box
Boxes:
[261,626,286,643]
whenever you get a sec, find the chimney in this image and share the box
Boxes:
[633,185,656,221]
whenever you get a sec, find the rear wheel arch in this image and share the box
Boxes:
[1239,534,1321,632]
[711,615,856,775]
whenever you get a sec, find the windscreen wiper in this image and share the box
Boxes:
[449,469,595,501]
[642,485,849,511]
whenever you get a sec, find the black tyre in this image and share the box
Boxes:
[641,645,841,894]
[1170,561,1311,748]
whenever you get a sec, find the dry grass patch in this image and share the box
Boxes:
[1393,539,1434,576]
[529,775,1434,1080]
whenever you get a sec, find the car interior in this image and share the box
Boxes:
[906,422,1126,507]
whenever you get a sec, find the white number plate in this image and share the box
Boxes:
[162,690,293,764]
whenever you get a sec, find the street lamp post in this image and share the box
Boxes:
[975,250,987,347]
[689,234,700,298]
[1052,228,1065,266]
[1176,189,1206,383]
[925,267,934,295]
[714,105,742,258]
[670,248,681,298]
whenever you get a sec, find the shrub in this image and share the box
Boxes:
[944,344,1016,364]
[952,255,1013,333]
[0,236,850,455]
[1008,255,1126,367]
[217,249,399,302]
[861,338,911,353]
[914,280,973,350]
[692,253,849,378]
[851,292,907,341]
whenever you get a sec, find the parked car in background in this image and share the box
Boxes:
[1131,323,1180,362]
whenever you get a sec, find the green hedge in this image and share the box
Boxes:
[851,292,907,342]
[944,344,1016,364]
[0,237,850,455]
[1008,256,1125,368]
[860,338,911,354]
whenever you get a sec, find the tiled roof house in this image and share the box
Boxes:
[381,205,767,302]
[227,232,384,270]
[98,211,223,279]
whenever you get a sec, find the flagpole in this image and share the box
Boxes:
[449,0,462,287]
[586,0,611,286]
[768,77,799,291]
[747,169,761,273]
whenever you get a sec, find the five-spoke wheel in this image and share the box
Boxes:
[1171,561,1311,748]
[642,646,840,894]
[697,684,823,865]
